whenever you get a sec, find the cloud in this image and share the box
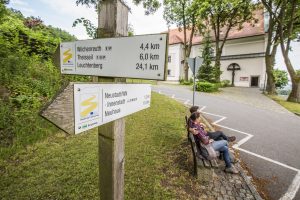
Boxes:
[19,7,35,14]
[38,0,97,39]
[126,0,168,35]
[10,0,35,15]
[40,0,97,23]
[10,0,28,6]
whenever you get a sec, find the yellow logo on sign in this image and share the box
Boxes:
[80,95,98,117]
[63,49,73,64]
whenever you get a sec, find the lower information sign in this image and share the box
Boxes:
[74,84,151,134]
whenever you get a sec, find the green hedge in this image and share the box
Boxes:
[179,78,193,85]
[220,80,231,87]
[195,82,219,92]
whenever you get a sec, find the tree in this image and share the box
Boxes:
[261,0,280,94]
[24,16,44,29]
[273,69,288,89]
[0,0,9,21]
[163,0,200,81]
[197,31,215,82]
[278,0,300,102]
[194,0,256,82]
[73,17,97,38]
[264,0,300,102]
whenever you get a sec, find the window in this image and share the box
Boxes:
[168,69,171,75]
[168,56,171,63]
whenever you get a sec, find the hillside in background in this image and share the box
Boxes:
[0,4,90,159]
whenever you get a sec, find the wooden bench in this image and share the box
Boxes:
[185,116,219,177]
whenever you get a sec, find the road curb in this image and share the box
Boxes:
[183,104,263,200]
[236,163,263,200]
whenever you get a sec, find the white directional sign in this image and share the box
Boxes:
[74,84,151,134]
[60,34,168,80]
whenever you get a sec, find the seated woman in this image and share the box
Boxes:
[189,112,239,174]
[189,106,236,142]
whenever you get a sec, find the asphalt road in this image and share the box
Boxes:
[152,84,300,200]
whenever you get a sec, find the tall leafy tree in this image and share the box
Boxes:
[197,30,215,82]
[194,0,256,82]
[264,0,300,102]
[0,0,9,22]
[163,0,200,81]
[261,0,280,94]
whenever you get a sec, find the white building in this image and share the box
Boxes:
[166,10,267,88]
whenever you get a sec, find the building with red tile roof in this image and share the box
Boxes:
[166,9,267,88]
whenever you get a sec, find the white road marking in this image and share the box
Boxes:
[174,97,188,101]
[202,111,227,118]
[203,107,300,200]
[280,172,300,200]
[153,90,300,199]
[212,117,227,125]
[199,106,206,111]
[184,100,190,105]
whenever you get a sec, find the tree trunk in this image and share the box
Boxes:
[281,53,300,102]
[215,49,221,82]
[286,61,300,103]
[264,11,277,95]
[265,54,276,94]
[182,3,188,81]
[288,77,300,103]
[184,62,189,81]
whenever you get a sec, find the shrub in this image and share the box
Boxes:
[179,77,184,84]
[182,81,192,85]
[179,77,193,85]
[196,82,219,92]
[220,80,231,87]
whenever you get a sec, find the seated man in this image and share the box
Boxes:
[189,106,236,142]
[189,112,239,174]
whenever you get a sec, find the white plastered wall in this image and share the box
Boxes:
[221,36,266,88]
[167,44,182,81]
[220,58,265,88]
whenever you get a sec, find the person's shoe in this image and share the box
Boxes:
[224,165,239,174]
[228,136,236,142]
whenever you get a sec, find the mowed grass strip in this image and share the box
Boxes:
[269,95,300,114]
[0,92,209,200]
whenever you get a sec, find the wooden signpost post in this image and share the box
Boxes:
[41,1,168,199]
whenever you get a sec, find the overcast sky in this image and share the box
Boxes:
[8,0,168,39]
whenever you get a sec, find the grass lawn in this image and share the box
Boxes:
[268,95,300,114]
[126,79,157,85]
[0,92,210,199]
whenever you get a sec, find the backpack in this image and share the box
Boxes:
[198,142,218,160]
